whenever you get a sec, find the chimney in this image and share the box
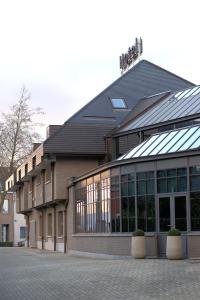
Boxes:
[46,125,61,138]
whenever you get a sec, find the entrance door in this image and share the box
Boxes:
[158,195,187,257]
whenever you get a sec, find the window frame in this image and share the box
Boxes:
[110,98,127,109]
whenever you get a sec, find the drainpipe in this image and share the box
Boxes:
[26,215,30,248]
[42,210,44,250]
[64,198,69,254]
[53,205,56,251]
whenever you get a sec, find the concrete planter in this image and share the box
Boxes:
[166,236,182,260]
[131,236,146,258]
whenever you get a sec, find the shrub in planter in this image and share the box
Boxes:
[131,229,146,258]
[166,228,182,260]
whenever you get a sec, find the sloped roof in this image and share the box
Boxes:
[44,123,114,155]
[120,86,200,132]
[67,60,194,126]
[118,124,200,160]
[44,60,194,155]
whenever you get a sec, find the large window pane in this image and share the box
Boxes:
[146,179,155,194]
[190,175,200,191]
[191,192,200,231]
[175,196,187,231]
[177,176,187,192]
[137,196,146,231]
[157,178,167,193]
[146,195,155,232]
[137,180,146,195]
[159,197,170,232]
[167,177,177,193]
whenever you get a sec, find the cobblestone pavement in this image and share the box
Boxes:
[0,248,200,300]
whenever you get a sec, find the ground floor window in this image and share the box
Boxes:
[190,192,200,231]
[74,165,200,234]
[58,211,64,237]
[2,225,9,242]
[47,213,52,236]
[75,175,110,233]
[20,226,26,239]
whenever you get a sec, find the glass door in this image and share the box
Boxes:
[159,195,187,232]
[158,194,187,257]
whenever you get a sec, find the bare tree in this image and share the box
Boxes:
[0,86,43,211]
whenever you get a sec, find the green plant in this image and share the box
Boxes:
[168,228,181,236]
[132,229,144,236]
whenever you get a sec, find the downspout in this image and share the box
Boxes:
[26,214,30,248]
[64,198,69,254]
[42,210,44,250]
[64,177,75,254]
[51,162,56,252]
[42,169,45,250]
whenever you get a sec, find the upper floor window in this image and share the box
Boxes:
[32,156,36,169]
[2,199,9,214]
[25,164,28,176]
[111,98,127,109]
[45,166,51,183]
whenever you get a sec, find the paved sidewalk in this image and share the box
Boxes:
[0,247,200,300]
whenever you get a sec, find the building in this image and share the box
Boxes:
[0,168,26,246]
[6,59,200,257]
[0,192,14,245]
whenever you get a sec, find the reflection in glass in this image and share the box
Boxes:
[190,192,200,231]
[175,196,187,231]
[159,197,170,231]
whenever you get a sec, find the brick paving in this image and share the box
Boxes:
[0,248,200,300]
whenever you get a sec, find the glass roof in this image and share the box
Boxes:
[121,85,200,132]
[118,124,200,160]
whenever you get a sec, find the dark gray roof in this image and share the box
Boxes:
[120,86,200,133]
[44,123,114,155]
[67,60,194,126]
[44,60,194,155]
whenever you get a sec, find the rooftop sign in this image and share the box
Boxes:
[120,37,143,74]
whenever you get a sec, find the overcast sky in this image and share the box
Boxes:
[0,0,199,138]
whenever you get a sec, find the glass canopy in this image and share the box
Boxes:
[118,124,200,160]
[121,85,200,132]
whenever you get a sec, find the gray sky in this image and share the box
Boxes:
[0,0,199,138]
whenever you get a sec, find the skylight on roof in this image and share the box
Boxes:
[118,124,200,160]
[120,85,200,132]
[111,98,126,109]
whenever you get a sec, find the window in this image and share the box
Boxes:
[137,171,155,232]
[45,166,51,183]
[157,168,187,193]
[18,170,21,180]
[39,215,42,237]
[25,164,28,175]
[58,211,64,237]
[120,173,135,232]
[190,166,200,191]
[47,213,52,236]
[111,98,126,109]
[75,175,110,233]
[28,180,32,193]
[111,176,120,232]
[32,156,36,169]
[190,192,200,231]
[2,199,9,214]
[36,174,41,185]
[20,226,26,239]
